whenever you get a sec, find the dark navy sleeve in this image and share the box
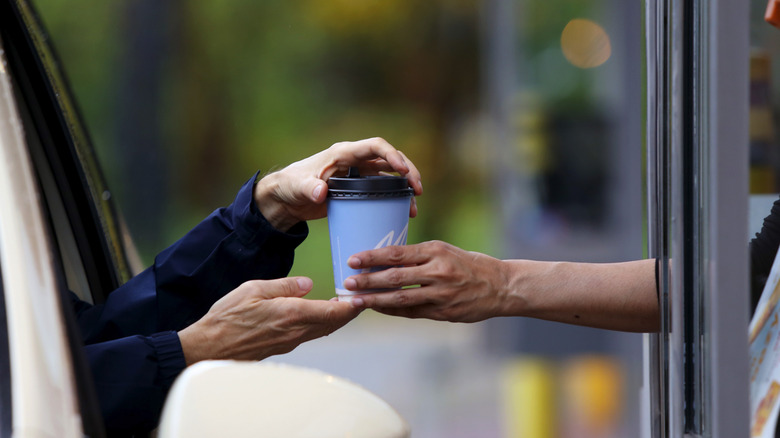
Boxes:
[72,173,309,433]
[749,196,780,315]
[83,332,184,434]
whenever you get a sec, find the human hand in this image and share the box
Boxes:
[178,277,360,364]
[343,241,509,323]
[254,137,423,231]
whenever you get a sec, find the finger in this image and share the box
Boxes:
[368,149,422,196]
[344,266,424,292]
[291,298,361,324]
[409,196,418,218]
[370,306,430,320]
[263,167,319,205]
[397,150,423,196]
[348,244,430,269]
[349,137,410,175]
[322,138,409,180]
[248,277,313,300]
[367,162,422,198]
[300,177,328,204]
[347,287,429,309]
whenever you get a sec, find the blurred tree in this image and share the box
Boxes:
[299,0,481,239]
[162,0,484,245]
[113,0,176,259]
[32,0,121,179]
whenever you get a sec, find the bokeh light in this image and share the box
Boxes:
[560,18,611,68]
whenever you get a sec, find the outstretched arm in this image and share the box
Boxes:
[344,241,658,332]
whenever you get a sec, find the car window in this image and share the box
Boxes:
[0,269,12,438]
[0,0,139,304]
[12,82,93,303]
[5,67,107,438]
[0,1,126,436]
[6,82,107,437]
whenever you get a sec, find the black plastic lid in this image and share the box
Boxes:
[327,168,413,199]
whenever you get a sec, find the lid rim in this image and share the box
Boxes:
[327,175,411,193]
[327,189,413,199]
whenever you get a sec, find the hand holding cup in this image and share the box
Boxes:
[253,138,422,232]
[343,241,510,322]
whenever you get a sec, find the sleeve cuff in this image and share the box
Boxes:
[149,331,187,388]
[233,171,308,247]
[655,258,660,302]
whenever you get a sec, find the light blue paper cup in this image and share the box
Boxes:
[327,172,413,302]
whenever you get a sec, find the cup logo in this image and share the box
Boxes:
[374,224,409,249]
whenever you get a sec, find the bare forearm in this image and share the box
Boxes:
[501,258,659,332]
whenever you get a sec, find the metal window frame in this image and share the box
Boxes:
[705,0,750,436]
[644,0,750,437]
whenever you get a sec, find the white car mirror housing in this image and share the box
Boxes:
[157,360,410,438]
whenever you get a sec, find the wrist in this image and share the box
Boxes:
[179,322,215,366]
[254,173,299,232]
[500,259,544,318]
[471,254,522,319]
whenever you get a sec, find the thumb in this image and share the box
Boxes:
[250,277,313,300]
[307,178,328,204]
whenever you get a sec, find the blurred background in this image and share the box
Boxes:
[33,0,655,436]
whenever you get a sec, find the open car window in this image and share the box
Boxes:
[3,63,107,438]
[0,0,137,305]
[11,74,93,303]
[0,0,142,435]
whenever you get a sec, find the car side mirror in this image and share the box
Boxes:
[157,360,410,438]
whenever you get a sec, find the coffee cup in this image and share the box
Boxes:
[327,168,413,301]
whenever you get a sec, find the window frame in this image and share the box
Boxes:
[643,0,750,436]
[0,0,135,306]
[0,0,143,435]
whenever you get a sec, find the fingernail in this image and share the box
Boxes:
[352,297,365,307]
[313,184,323,200]
[348,256,361,268]
[344,278,357,290]
[297,277,313,291]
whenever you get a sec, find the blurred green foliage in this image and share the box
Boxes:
[33,0,496,300]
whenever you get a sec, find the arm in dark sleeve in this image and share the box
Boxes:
[71,289,188,434]
[83,332,184,434]
[76,172,308,343]
[71,173,308,432]
[749,196,780,315]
